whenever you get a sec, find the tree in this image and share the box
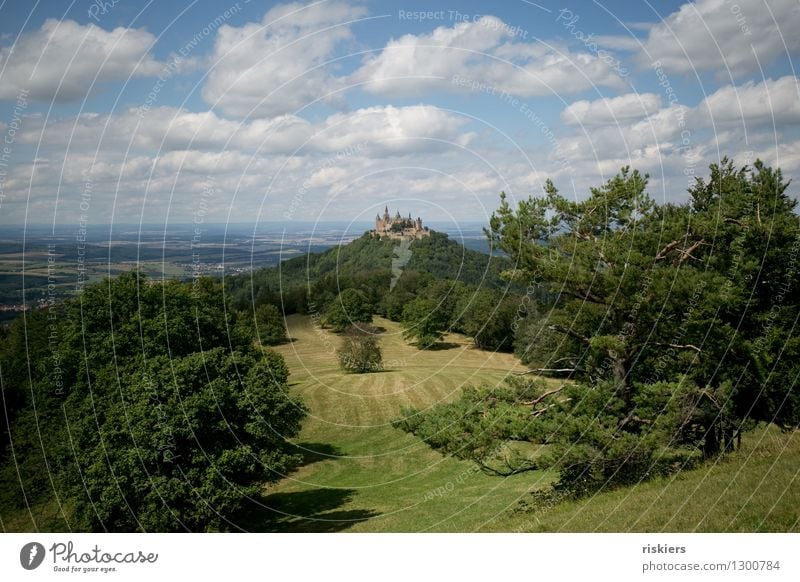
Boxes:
[489,168,667,393]
[68,347,306,531]
[401,297,449,349]
[323,288,373,333]
[456,289,519,351]
[337,328,383,373]
[382,269,434,320]
[254,303,288,345]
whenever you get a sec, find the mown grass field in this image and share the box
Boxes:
[258,315,800,533]
[253,315,555,532]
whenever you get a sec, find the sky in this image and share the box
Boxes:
[0,0,798,228]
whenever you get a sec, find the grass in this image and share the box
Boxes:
[254,314,556,532]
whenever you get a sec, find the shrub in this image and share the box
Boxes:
[337,331,383,373]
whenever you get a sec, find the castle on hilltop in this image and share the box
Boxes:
[373,207,430,240]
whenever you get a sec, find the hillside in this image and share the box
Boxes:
[242,314,549,532]
[225,230,511,312]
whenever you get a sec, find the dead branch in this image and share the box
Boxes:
[530,400,571,417]
[548,324,591,345]
[654,342,702,353]
[655,238,682,260]
[520,385,567,408]
[677,239,705,264]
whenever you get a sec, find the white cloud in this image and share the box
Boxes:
[306,165,350,189]
[557,75,800,170]
[561,93,662,125]
[638,0,800,76]
[0,19,162,101]
[313,105,474,154]
[555,104,689,164]
[747,140,800,174]
[696,76,800,126]
[20,104,472,158]
[202,1,366,117]
[355,16,626,97]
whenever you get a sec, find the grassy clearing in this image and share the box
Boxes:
[252,315,555,532]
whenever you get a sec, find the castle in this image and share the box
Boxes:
[373,207,430,240]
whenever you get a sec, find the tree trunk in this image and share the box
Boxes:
[703,422,720,458]
[609,350,630,404]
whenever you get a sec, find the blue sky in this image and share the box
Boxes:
[0,0,797,227]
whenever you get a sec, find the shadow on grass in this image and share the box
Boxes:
[241,488,380,532]
[424,342,461,351]
[287,442,343,468]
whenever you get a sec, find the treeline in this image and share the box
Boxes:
[0,274,305,531]
[396,159,800,499]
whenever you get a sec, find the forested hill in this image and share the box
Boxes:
[225,230,510,313]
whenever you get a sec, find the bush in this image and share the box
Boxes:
[337,331,383,373]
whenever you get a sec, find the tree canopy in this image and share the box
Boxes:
[0,272,306,531]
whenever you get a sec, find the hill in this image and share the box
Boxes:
[486,423,800,532]
[225,229,511,313]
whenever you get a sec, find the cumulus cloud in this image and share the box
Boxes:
[0,19,162,101]
[19,104,472,157]
[696,76,800,126]
[555,104,688,164]
[638,0,800,77]
[355,16,627,97]
[312,105,474,154]
[561,93,662,125]
[557,75,800,168]
[202,1,367,117]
